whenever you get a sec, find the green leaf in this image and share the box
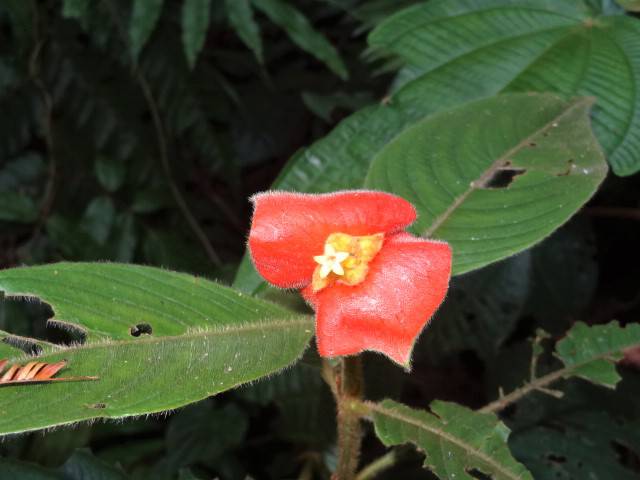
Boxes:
[61,450,128,480]
[0,191,38,223]
[371,399,533,480]
[252,0,348,79]
[301,91,373,122]
[555,321,640,388]
[94,157,125,193]
[129,0,164,61]
[369,0,640,176]
[0,263,313,435]
[182,0,212,69]
[82,196,116,245]
[163,401,248,472]
[62,0,89,20]
[225,0,263,63]
[365,93,607,275]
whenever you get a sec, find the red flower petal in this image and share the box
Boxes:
[302,233,452,366]
[248,191,416,288]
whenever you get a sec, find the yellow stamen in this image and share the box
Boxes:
[312,232,384,292]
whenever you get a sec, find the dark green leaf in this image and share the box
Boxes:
[372,399,533,480]
[81,196,116,245]
[182,0,212,69]
[555,321,640,388]
[421,253,531,363]
[365,94,607,275]
[225,0,263,63]
[0,191,38,223]
[252,0,348,79]
[94,157,126,193]
[62,0,89,20]
[129,0,165,61]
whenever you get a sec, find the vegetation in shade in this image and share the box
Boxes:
[0,0,638,478]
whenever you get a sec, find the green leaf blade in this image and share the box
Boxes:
[555,321,640,387]
[365,93,607,275]
[182,0,212,69]
[225,0,263,63]
[252,0,348,79]
[372,399,533,480]
[368,0,640,176]
[0,263,313,435]
[129,0,164,61]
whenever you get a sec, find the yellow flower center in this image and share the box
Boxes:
[312,232,384,292]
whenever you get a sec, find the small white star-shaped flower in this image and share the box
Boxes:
[314,244,350,278]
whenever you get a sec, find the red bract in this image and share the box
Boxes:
[248,190,452,366]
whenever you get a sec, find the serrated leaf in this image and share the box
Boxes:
[129,0,164,61]
[182,0,212,69]
[369,0,640,176]
[252,0,348,79]
[371,399,533,480]
[365,93,607,275]
[225,0,263,63]
[0,263,313,435]
[555,321,640,388]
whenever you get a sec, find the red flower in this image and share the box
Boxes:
[248,190,452,366]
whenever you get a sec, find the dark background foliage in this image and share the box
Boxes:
[0,1,639,479]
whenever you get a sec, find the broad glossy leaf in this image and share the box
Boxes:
[182,0,212,69]
[369,0,640,176]
[129,0,164,61]
[372,399,533,480]
[365,93,607,275]
[0,263,313,434]
[225,0,263,63]
[555,321,640,387]
[252,0,348,79]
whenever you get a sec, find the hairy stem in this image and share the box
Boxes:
[334,356,365,480]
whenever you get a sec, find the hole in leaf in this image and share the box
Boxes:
[547,454,567,464]
[557,159,575,176]
[483,167,526,189]
[466,468,491,480]
[86,403,107,409]
[1,336,42,356]
[130,323,153,337]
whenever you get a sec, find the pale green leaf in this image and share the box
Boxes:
[555,321,640,388]
[252,0,348,79]
[225,0,263,63]
[369,0,640,176]
[365,93,607,275]
[182,0,212,69]
[129,0,164,61]
[371,399,533,480]
[0,263,313,435]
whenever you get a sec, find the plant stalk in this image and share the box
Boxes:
[334,356,364,480]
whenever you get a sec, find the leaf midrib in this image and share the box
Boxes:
[3,316,314,361]
[369,402,526,480]
[422,96,595,239]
